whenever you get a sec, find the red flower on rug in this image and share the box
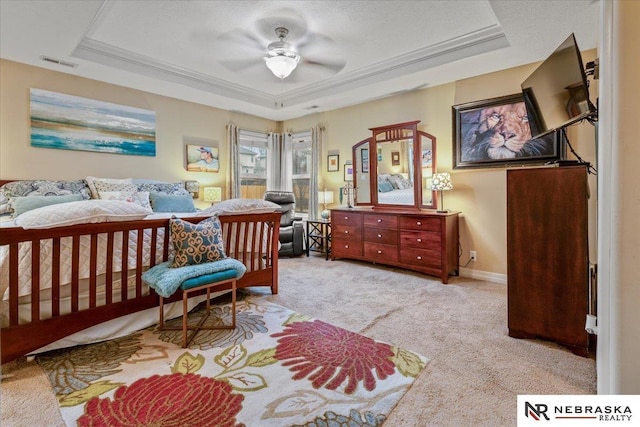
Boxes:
[272,320,396,394]
[77,373,245,427]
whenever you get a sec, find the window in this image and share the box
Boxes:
[238,130,269,199]
[291,132,312,214]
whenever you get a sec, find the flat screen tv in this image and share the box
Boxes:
[521,33,596,139]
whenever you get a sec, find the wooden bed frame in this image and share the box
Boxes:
[0,212,280,364]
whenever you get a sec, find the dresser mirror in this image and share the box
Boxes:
[352,121,436,209]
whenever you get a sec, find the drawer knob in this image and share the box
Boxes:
[344,245,349,249]
[417,256,422,260]
[377,250,382,254]
[344,216,349,220]
[416,221,422,226]
[377,234,382,238]
[377,219,382,223]
[344,230,349,234]
[417,238,422,243]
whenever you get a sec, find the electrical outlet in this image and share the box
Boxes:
[470,251,477,262]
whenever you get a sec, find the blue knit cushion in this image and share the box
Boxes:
[170,215,226,267]
[180,269,238,290]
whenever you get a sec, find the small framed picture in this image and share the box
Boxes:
[391,151,400,166]
[344,164,354,182]
[360,148,369,173]
[327,154,339,172]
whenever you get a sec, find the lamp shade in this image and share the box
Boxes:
[430,173,453,191]
[203,186,222,204]
[318,190,334,205]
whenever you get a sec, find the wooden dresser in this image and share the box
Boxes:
[507,165,590,356]
[331,208,459,283]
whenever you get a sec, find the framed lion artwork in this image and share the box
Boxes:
[452,93,563,169]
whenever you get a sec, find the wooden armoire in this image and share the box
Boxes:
[507,164,591,356]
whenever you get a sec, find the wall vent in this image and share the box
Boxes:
[40,56,78,68]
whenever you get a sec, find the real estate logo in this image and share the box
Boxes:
[525,402,550,421]
[518,395,638,426]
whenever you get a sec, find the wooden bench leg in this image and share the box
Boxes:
[156,278,238,348]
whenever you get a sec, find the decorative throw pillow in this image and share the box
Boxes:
[149,193,196,213]
[85,176,133,199]
[11,194,84,217]
[98,190,152,210]
[94,181,138,194]
[135,182,190,197]
[170,215,226,267]
[2,179,91,200]
[387,174,403,189]
[378,181,394,193]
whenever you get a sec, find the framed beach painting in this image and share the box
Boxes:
[452,93,562,169]
[30,88,156,156]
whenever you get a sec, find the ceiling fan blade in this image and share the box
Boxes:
[296,32,336,53]
[219,58,265,73]
[217,30,265,51]
[303,57,347,73]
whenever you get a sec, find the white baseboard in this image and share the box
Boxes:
[458,267,507,285]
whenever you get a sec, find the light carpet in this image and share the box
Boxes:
[34,296,427,427]
[0,255,596,426]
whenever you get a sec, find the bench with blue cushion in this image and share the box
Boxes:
[142,258,246,348]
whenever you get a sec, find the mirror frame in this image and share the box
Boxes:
[352,121,437,210]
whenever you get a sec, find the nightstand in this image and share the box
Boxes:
[306,219,331,260]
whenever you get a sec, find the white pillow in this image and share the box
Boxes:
[197,198,280,216]
[14,200,152,229]
[99,190,152,210]
[85,176,133,199]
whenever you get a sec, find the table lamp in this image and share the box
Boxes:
[431,172,453,213]
[318,190,334,219]
[203,186,222,205]
[184,180,200,199]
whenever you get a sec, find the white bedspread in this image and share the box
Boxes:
[377,187,415,205]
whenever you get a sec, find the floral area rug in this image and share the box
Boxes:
[36,296,428,427]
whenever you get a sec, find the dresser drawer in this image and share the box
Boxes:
[399,216,440,231]
[364,227,398,245]
[333,224,361,239]
[363,214,397,229]
[364,242,398,262]
[332,239,362,257]
[400,247,441,268]
[400,230,441,250]
[332,212,362,227]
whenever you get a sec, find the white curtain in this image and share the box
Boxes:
[227,124,240,198]
[280,132,294,192]
[309,125,324,219]
[266,132,280,191]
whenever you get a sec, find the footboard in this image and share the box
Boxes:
[0,212,280,363]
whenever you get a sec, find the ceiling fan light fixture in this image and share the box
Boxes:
[264,27,301,79]
[265,54,300,79]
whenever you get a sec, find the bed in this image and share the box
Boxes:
[377,173,415,205]
[0,180,281,364]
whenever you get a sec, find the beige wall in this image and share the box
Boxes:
[1,53,597,280]
[0,59,275,205]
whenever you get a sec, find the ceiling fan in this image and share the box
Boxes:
[216,22,347,82]
[264,27,300,79]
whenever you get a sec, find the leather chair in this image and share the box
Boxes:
[264,191,304,257]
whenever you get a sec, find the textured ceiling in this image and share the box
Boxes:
[0,0,600,121]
